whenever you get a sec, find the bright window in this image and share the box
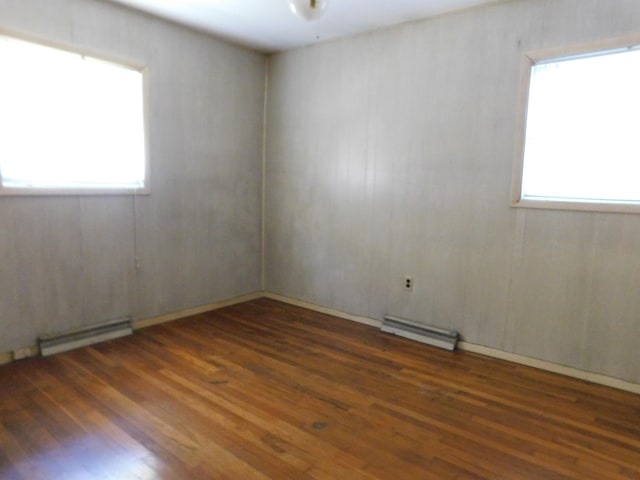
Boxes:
[0,34,148,195]
[514,40,640,212]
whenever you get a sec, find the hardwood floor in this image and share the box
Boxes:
[1,298,639,479]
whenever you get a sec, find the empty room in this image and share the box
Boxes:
[1,0,639,478]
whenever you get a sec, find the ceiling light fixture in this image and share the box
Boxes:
[288,0,328,21]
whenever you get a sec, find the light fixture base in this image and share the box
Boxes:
[288,0,329,21]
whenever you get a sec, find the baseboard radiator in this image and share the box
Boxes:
[382,315,459,351]
[38,317,133,357]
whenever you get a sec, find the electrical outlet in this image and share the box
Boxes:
[404,276,413,292]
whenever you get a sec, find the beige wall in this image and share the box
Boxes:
[265,0,640,383]
[0,0,265,353]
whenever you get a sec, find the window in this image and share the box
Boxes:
[0,34,148,195]
[513,37,640,213]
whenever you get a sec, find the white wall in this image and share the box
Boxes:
[265,0,640,383]
[0,0,265,353]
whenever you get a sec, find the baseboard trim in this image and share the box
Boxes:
[458,342,640,395]
[4,291,639,395]
[0,346,41,365]
[0,352,13,366]
[133,292,264,329]
[263,293,382,328]
[0,292,263,365]
[264,293,640,395]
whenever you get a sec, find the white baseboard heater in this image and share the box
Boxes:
[382,315,459,351]
[38,317,133,357]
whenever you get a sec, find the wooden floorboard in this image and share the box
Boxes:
[1,298,639,479]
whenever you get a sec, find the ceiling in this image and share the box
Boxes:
[108,0,500,53]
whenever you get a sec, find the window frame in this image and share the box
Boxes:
[511,34,640,214]
[0,30,150,197]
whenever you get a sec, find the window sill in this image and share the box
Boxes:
[512,197,640,215]
[0,186,150,197]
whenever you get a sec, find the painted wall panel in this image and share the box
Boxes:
[78,198,135,325]
[265,0,640,383]
[0,0,265,353]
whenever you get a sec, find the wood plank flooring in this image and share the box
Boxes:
[1,298,639,479]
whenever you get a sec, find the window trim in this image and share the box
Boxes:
[511,34,640,214]
[0,29,150,197]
